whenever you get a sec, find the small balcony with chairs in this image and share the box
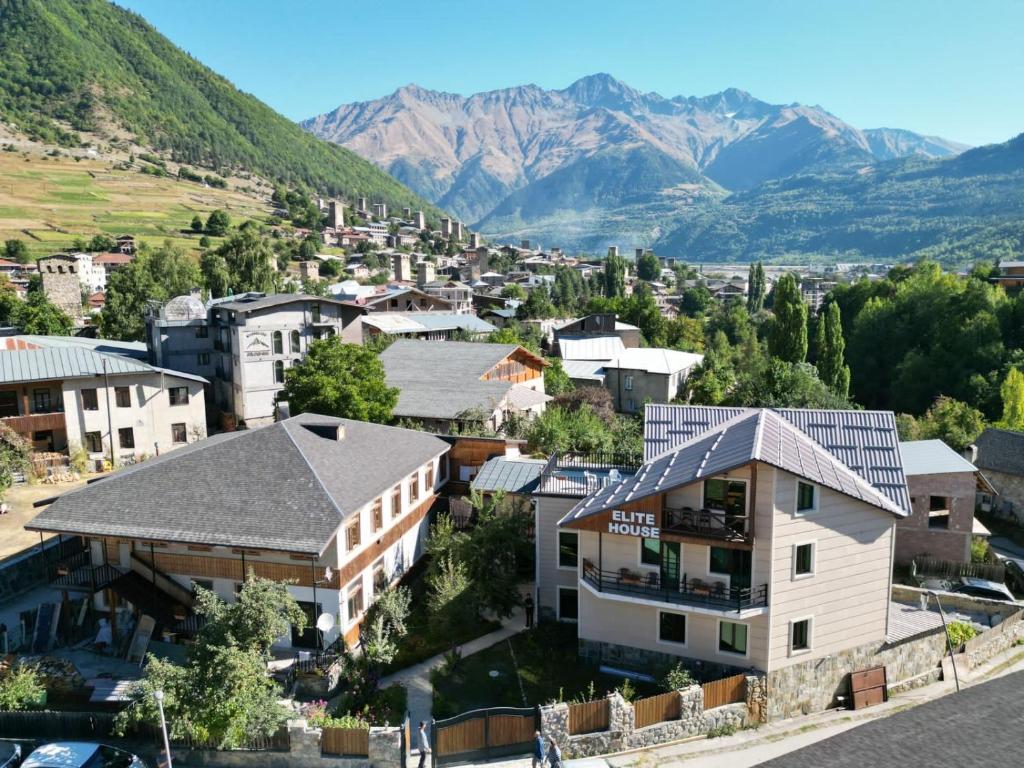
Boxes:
[536,451,641,498]
[662,506,752,545]
[581,558,768,613]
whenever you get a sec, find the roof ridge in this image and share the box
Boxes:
[280,420,347,546]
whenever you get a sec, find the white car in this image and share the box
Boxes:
[21,744,144,768]
[0,742,21,768]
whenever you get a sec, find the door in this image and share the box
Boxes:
[291,601,321,649]
[660,542,681,590]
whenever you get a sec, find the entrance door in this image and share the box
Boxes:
[291,601,321,649]
[660,542,681,590]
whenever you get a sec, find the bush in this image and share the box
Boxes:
[970,536,990,564]
[662,662,696,691]
[0,664,45,710]
[707,723,738,738]
[946,620,978,649]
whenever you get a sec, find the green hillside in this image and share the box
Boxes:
[655,133,1024,265]
[0,0,443,217]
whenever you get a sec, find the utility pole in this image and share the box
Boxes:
[102,358,115,468]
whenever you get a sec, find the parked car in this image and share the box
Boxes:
[21,744,144,768]
[952,577,1017,602]
[0,742,22,768]
[994,554,1024,595]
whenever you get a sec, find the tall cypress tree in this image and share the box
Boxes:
[816,301,851,397]
[768,273,808,363]
[746,260,765,314]
[604,253,626,299]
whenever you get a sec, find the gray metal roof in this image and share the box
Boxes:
[974,427,1024,476]
[8,335,148,360]
[215,293,356,313]
[27,413,450,555]
[561,359,607,382]
[0,347,206,385]
[899,439,979,476]
[562,406,909,527]
[472,457,546,494]
[644,404,910,513]
[362,313,496,335]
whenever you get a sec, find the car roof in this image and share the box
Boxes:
[23,743,100,768]
[960,577,1007,589]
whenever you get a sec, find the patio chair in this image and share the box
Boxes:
[645,572,660,589]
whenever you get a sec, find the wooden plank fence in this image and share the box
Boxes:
[633,691,681,729]
[567,699,609,735]
[321,726,370,757]
[0,709,118,739]
[913,556,1004,583]
[433,706,539,765]
[702,674,747,710]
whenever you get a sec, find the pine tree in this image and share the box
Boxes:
[768,274,808,363]
[1000,367,1024,431]
[815,302,850,397]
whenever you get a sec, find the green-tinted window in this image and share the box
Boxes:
[792,619,810,651]
[797,482,816,512]
[704,478,747,514]
[659,612,686,644]
[795,543,814,575]
[719,621,748,655]
[641,538,660,566]
[558,531,578,568]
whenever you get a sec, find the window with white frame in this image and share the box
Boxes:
[791,617,812,653]
[346,580,364,623]
[658,611,686,645]
[796,481,817,514]
[624,374,634,391]
[793,542,815,577]
[719,621,748,656]
[558,531,579,569]
[557,587,578,622]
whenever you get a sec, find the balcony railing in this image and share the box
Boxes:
[662,506,752,544]
[47,549,123,592]
[0,411,67,433]
[536,451,641,497]
[581,559,767,612]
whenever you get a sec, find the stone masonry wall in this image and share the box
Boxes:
[985,469,1024,518]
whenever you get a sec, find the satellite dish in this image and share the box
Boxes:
[316,613,335,633]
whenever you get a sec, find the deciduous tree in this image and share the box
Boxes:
[768,273,808,363]
[815,302,851,397]
[999,367,1024,431]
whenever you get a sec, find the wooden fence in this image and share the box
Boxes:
[702,674,747,710]
[913,556,1004,583]
[633,691,681,730]
[0,709,118,739]
[321,726,369,757]
[567,698,609,735]
[434,706,538,766]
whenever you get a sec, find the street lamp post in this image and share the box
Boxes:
[927,590,961,692]
[154,689,173,768]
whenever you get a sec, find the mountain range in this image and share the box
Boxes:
[303,74,979,255]
[0,0,442,220]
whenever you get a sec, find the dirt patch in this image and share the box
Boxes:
[0,479,89,560]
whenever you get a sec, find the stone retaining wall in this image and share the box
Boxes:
[539,678,764,759]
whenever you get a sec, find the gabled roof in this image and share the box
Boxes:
[974,427,1024,476]
[0,346,206,385]
[899,440,979,476]
[27,414,450,555]
[472,456,546,494]
[603,348,704,375]
[362,313,496,335]
[562,406,908,527]
[558,336,626,361]
[215,293,356,313]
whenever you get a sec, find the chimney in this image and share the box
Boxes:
[963,444,978,464]
[608,246,619,258]
[333,423,346,441]
[635,248,644,260]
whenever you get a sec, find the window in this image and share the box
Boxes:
[929,495,950,512]
[290,330,300,353]
[272,331,283,355]
[171,423,187,445]
[310,304,321,323]
[33,389,51,412]
[114,386,130,408]
[195,326,208,338]
[709,547,751,581]
[373,559,387,593]
[558,587,578,622]
[624,374,634,391]
[198,352,210,366]
[558,531,579,569]
[345,518,361,552]
[791,618,811,653]
[118,427,135,450]
[425,462,434,490]
[391,486,402,517]
[625,398,636,412]
[81,388,98,411]
[372,498,384,533]
[346,581,364,622]
[641,538,661,566]
[929,510,950,529]
[703,478,747,515]
[658,612,687,645]
[273,360,285,384]
[85,431,102,453]
[797,482,816,513]
[794,543,814,577]
[168,386,189,406]
[192,579,213,594]
[409,473,420,504]
[0,391,17,418]
[719,621,748,656]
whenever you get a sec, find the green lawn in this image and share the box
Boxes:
[431,623,662,719]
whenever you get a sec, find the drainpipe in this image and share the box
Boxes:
[102,359,114,468]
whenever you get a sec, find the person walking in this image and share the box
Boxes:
[546,738,562,768]
[417,721,431,768]
[532,730,545,768]
[524,594,535,629]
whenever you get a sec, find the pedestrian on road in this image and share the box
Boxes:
[532,730,545,768]
[546,738,562,768]
[524,594,534,629]
[418,721,431,768]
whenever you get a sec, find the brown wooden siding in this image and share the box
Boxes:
[633,691,681,729]
[321,727,369,756]
[567,699,609,735]
[702,674,747,710]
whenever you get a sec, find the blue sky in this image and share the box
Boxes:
[120,0,1023,147]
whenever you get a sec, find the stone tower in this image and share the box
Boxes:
[38,254,83,323]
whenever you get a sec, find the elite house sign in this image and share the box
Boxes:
[607,509,659,539]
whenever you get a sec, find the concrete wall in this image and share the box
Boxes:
[984,468,1024,518]
[895,470,975,564]
[603,368,673,414]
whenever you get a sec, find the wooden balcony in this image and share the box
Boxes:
[0,411,66,434]
[662,506,752,545]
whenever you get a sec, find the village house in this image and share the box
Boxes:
[145,292,362,429]
[554,313,642,353]
[972,427,1024,518]
[379,339,550,434]
[26,414,450,651]
[894,440,994,565]
[0,336,206,463]
[359,312,495,342]
[602,348,704,413]
[989,260,1024,290]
